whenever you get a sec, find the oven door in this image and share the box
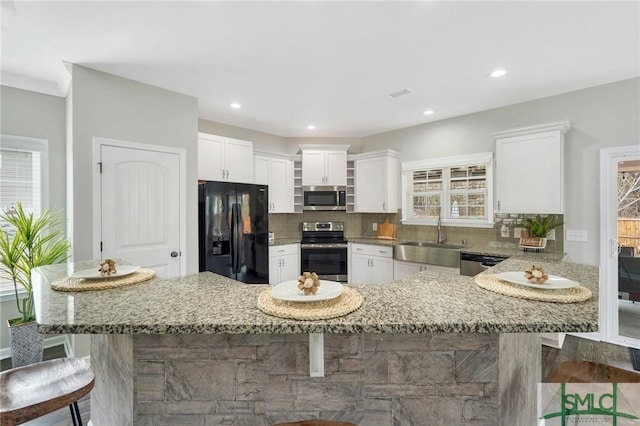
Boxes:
[300,243,348,282]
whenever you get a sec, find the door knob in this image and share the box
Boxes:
[170,251,179,258]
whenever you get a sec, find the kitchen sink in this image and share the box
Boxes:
[393,241,463,268]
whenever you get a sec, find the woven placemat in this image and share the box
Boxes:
[51,269,156,292]
[257,286,363,320]
[474,274,592,303]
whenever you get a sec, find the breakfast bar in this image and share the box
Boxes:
[32,258,598,425]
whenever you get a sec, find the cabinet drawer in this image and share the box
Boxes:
[351,243,392,258]
[269,244,298,257]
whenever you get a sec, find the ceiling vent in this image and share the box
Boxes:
[387,88,413,99]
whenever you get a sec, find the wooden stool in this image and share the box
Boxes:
[273,421,358,426]
[547,360,640,383]
[0,357,94,426]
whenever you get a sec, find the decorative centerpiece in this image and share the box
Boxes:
[297,271,321,295]
[98,258,117,276]
[524,265,549,284]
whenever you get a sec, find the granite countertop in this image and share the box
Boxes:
[269,238,301,246]
[270,237,566,262]
[33,258,597,335]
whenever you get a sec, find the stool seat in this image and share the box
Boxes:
[0,357,94,425]
[547,360,640,383]
[273,421,358,426]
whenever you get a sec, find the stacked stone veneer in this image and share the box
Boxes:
[92,332,539,425]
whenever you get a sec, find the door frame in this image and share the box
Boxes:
[600,145,640,349]
[91,137,187,276]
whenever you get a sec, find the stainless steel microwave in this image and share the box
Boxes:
[302,186,347,211]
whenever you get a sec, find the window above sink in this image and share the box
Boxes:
[401,152,494,228]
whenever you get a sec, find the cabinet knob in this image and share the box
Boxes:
[497,200,501,210]
[383,202,386,210]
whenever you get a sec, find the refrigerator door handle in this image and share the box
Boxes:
[230,204,240,274]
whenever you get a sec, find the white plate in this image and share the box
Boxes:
[271,280,344,302]
[495,271,579,289]
[71,265,141,279]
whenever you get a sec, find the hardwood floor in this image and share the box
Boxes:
[1,346,91,426]
[619,299,640,340]
[542,334,637,382]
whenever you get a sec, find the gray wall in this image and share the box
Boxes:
[199,119,288,153]
[0,86,67,352]
[198,119,364,155]
[362,78,640,266]
[69,65,199,274]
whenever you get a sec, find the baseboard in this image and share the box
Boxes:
[0,334,73,360]
[541,332,566,349]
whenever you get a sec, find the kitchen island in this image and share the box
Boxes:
[33,258,598,425]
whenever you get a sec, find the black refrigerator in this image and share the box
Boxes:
[198,181,269,284]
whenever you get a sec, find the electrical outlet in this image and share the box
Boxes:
[500,225,509,238]
[547,229,555,241]
[514,227,524,238]
[372,223,377,231]
[566,229,587,241]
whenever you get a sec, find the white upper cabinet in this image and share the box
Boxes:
[355,150,399,213]
[198,132,253,183]
[254,152,294,213]
[494,121,570,214]
[300,145,349,186]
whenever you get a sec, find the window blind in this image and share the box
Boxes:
[0,148,42,216]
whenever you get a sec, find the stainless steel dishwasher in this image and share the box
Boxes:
[460,252,509,276]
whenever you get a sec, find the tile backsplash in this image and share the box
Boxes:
[269,212,564,253]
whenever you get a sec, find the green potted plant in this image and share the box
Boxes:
[520,215,563,249]
[0,203,70,367]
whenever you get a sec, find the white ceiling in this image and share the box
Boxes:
[1,1,639,138]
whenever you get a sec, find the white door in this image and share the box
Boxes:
[100,145,181,278]
[601,147,640,349]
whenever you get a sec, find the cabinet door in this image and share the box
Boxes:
[254,156,270,185]
[225,137,254,183]
[496,132,563,214]
[280,253,299,282]
[269,254,281,284]
[355,157,385,212]
[302,151,326,186]
[198,135,225,181]
[350,253,371,284]
[324,151,347,186]
[270,158,293,213]
[393,260,423,280]
[370,256,393,284]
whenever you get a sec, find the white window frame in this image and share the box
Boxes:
[401,152,494,228]
[0,134,49,301]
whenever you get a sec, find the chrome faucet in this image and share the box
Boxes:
[437,207,447,244]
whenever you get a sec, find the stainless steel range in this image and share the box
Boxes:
[300,221,348,282]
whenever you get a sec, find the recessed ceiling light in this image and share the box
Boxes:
[230,102,241,109]
[307,124,316,130]
[423,110,434,116]
[490,69,507,78]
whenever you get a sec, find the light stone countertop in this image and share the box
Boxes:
[33,258,597,335]
[269,238,301,246]
[347,237,566,261]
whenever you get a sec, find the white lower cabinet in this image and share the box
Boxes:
[393,260,460,280]
[349,243,393,284]
[269,244,300,284]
